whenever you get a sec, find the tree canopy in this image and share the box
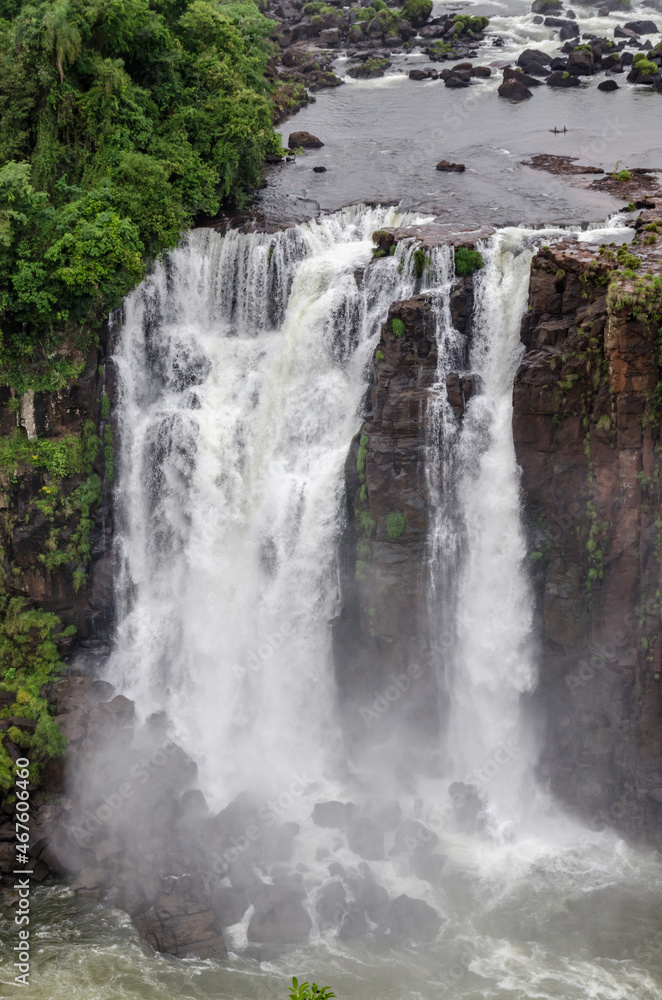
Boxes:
[0,0,280,391]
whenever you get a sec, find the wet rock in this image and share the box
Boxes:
[316,879,347,926]
[531,0,564,11]
[319,27,340,45]
[313,165,327,172]
[385,894,442,943]
[559,22,580,39]
[212,884,249,927]
[393,818,439,854]
[517,48,552,75]
[598,78,619,90]
[444,74,470,87]
[247,879,311,944]
[471,65,492,77]
[409,69,430,80]
[449,781,486,832]
[546,70,581,86]
[624,19,660,33]
[288,130,324,149]
[436,160,466,172]
[347,813,385,859]
[412,852,446,884]
[504,66,543,86]
[261,821,300,864]
[614,25,638,39]
[312,801,357,829]
[498,78,533,99]
[566,49,594,75]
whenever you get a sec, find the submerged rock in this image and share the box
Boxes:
[436,160,466,172]
[498,78,533,99]
[288,130,324,149]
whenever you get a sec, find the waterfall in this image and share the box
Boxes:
[108,205,427,808]
[434,231,539,834]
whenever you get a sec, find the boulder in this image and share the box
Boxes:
[288,131,324,149]
[566,49,594,74]
[444,74,470,87]
[598,78,619,90]
[614,25,638,39]
[247,881,311,944]
[560,22,580,39]
[517,48,552,75]
[436,160,466,172]
[319,28,340,46]
[386,894,442,943]
[313,165,327,172]
[409,69,430,80]
[498,78,533,99]
[504,66,543,86]
[471,65,492,77]
[316,879,347,926]
[531,0,563,11]
[449,781,486,832]
[312,800,356,829]
[624,19,660,33]
[546,70,581,86]
[211,884,249,927]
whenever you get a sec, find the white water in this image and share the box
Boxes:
[2,211,661,1000]
[108,205,428,807]
[443,232,538,831]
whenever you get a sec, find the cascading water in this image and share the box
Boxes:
[10,210,662,1000]
[108,205,428,805]
[431,232,540,833]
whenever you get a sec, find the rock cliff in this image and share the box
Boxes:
[336,214,662,843]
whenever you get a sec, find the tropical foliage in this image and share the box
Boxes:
[0,0,281,390]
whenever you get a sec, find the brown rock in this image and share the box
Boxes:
[288,130,324,149]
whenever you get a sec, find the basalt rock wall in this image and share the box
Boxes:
[514,215,662,845]
[336,217,662,843]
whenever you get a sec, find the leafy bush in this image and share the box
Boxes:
[633,59,657,77]
[386,512,406,539]
[454,247,484,277]
[400,0,432,23]
[0,597,72,789]
[289,978,336,1000]
[391,317,405,338]
[452,14,489,36]
[0,0,281,392]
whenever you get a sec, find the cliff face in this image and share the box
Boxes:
[0,339,114,644]
[336,217,662,843]
[334,255,477,768]
[514,214,662,844]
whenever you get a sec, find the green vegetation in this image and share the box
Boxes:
[357,509,376,536]
[0,0,281,393]
[375,348,385,361]
[289,978,335,1000]
[454,246,484,277]
[428,39,454,59]
[356,432,369,479]
[400,0,432,22]
[412,247,427,279]
[391,317,405,338]
[386,511,406,539]
[632,59,657,77]
[452,14,488,36]
[0,597,72,790]
[614,169,633,182]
